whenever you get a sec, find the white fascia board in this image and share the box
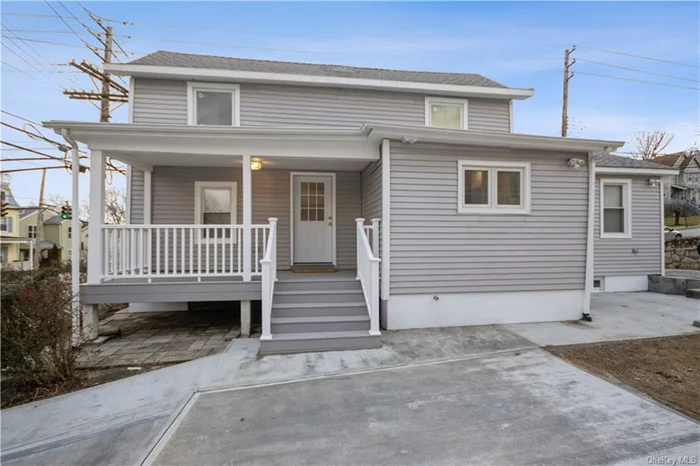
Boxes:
[103,63,535,101]
[364,123,625,153]
[595,167,679,176]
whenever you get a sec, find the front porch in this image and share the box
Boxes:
[60,122,382,352]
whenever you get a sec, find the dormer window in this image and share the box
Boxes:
[425,97,468,130]
[187,82,240,126]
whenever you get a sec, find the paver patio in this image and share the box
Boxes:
[77,309,242,368]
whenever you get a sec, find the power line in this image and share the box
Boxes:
[1,110,41,125]
[0,60,64,91]
[576,58,700,83]
[3,11,128,24]
[572,44,700,69]
[43,1,104,62]
[573,70,700,91]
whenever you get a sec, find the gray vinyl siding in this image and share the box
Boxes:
[390,142,588,294]
[151,166,360,270]
[361,159,382,220]
[594,176,662,276]
[131,79,511,131]
[129,168,145,224]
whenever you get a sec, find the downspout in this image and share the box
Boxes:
[582,147,611,321]
[61,129,82,346]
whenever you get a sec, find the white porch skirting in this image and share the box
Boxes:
[600,275,649,293]
[384,290,584,329]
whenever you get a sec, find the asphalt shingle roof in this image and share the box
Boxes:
[129,51,508,88]
[597,153,676,170]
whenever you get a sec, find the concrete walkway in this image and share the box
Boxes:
[504,292,699,346]
[2,293,699,465]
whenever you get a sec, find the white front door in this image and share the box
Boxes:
[293,174,334,264]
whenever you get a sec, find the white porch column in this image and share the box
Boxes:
[242,154,252,281]
[85,149,105,340]
[582,152,596,319]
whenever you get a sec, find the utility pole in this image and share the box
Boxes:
[34,168,46,268]
[561,46,576,137]
[64,24,127,120]
[100,26,113,122]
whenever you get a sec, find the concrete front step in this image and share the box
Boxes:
[272,302,368,318]
[275,278,361,292]
[271,314,370,333]
[259,330,381,355]
[275,289,364,304]
[687,289,700,299]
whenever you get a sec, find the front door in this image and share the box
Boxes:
[293,174,333,264]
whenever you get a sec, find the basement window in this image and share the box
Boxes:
[187,82,240,126]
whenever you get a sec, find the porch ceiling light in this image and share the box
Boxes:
[251,160,263,171]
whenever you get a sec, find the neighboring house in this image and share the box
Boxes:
[44,51,676,353]
[1,181,33,268]
[19,210,89,263]
[651,150,700,203]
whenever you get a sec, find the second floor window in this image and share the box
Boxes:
[426,97,468,130]
[0,217,12,233]
[187,83,240,126]
[28,225,37,238]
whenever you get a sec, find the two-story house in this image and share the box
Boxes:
[19,210,89,263]
[44,51,676,353]
[1,181,33,268]
[652,150,700,203]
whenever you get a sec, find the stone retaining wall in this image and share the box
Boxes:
[665,237,700,270]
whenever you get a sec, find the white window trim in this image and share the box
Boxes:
[187,82,241,127]
[457,160,531,214]
[194,181,238,243]
[600,178,632,239]
[28,224,37,239]
[425,97,469,130]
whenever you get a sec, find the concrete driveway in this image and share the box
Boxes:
[3,293,699,465]
[151,347,699,466]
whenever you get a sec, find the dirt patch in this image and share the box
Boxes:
[1,365,169,409]
[547,334,700,420]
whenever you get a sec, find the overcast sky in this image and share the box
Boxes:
[2,1,699,208]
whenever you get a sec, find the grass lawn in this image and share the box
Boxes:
[547,334,700,420]
[665,216,700,228]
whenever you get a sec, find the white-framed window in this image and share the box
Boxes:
[0,217,12,232]
[425,97,468,130]
[457,160,531,214]
[187,82,240,126]
[600,178,632,239]
[28,224,37,238]
[194,181,238,242]
[67,226,72,239]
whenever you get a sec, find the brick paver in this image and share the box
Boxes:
[77,309,241,369]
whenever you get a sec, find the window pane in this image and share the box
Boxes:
[196,91,233,126]
[203,188,230,212]
[309,209,317,221]
[497,171,521,206]
[203,212,231,225]
[301,195,309,208]
[301,208,308,221]
[603,208,624,233]
[430,104,462,129]
[301,182,308,194]
[464,169,489,205]
[318,206,325,219]
[603,185,623,208]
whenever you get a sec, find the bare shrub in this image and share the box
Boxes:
[1,267,80,387]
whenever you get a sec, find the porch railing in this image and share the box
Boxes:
[355,218,381,337]
[260,218,278,341]
[101,224,270,281]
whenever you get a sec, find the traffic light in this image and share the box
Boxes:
[1,201,8,218]
[60,203,72,220]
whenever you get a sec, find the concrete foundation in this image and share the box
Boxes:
[82,304,100,341]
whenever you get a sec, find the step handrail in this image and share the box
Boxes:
[260,218,278,341]
[355,218,381,337]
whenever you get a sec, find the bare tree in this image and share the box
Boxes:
[633,131,675,160]
[104,187,126,224]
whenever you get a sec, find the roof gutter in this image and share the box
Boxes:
[595,167,679,176]
[103,63,535,100]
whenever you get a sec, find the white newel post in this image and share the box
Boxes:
[85,149,105,341]
[371,218,380,257]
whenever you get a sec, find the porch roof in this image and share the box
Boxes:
[43,121,625,167]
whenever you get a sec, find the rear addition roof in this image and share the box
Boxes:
[128,51,507,88]
[597,153,677,170]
